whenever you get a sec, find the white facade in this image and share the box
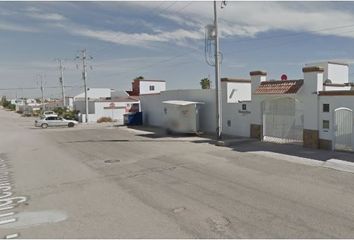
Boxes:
[74,88,112,100]
[319,95,354,150]
[140,61,354,151]
[139,81,166,95]
[305,61,349,84]
[74,99,139,123]
[221,79,252,137]
[163,101,203,133]
[140,81,252,137]
[141,89,216,133]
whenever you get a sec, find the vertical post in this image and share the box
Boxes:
[58,60,66,107]
[82,49,89,123]
[40,80,44,113]
[214,0,222,140]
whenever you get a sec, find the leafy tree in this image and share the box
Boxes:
[53,107,65,116]
[200,78,211,89]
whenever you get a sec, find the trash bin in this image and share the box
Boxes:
[124,112,143,126]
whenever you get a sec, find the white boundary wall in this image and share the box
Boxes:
[141,89,216,133]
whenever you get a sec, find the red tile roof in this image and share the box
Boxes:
[255,80,303,95]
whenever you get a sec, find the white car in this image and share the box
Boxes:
[42,111,58,117]
[35,116,78,128]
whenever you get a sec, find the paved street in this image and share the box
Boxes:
[1,108,354,238]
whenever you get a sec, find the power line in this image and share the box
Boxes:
[0,85,82,91]
[91,1,191,57]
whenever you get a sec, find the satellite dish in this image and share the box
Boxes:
[281,74,288,81]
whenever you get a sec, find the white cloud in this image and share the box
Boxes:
[25,6,66,21]
[57,22,204,48]
[134,2,354,40]
[28,12,66,21]
[0,21,39,32]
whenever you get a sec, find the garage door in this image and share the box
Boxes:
[262,97,303,144]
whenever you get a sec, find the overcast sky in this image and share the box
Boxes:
[2,1,354,98]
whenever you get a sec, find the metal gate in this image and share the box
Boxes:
[262,97,303,144]
[334,108,353,151]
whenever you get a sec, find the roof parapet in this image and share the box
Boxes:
[250,70,267,76]
[302,66,324,73]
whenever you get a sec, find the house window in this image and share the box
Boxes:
[149,85,155,91]
[242,104,247,111]
[227,120,231,127]
[323,120,330,129]
[323,104,330,112]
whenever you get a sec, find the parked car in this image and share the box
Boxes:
[42,111,58,117]
[35,116,78,129]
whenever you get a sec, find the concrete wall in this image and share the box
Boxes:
[319,96,354,143]
[306,62,349,84]
[323,85,351,91]
[74,100,95,115]
[141,85,253,137]
[74,99,138,123]
[222,101,251,137]
[221,81,252,137]
[224,82,251,103]
[140,81,166,95]
[141,89,216,133]
[94,101,132,122]
[302,69,323,131]
[74,88,112,100]
[140,94,164,127]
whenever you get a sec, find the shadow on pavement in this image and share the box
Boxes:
[229,141,354,163]
[64,139,213,144]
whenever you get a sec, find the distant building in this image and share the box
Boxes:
[74,96,139,123]
[127,79,166,96]
[74,88,112,100]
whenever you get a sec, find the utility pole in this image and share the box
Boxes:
[214,0,222,140]
[56,59,66,108]
[76,49,92,123]
[37,74,45,113]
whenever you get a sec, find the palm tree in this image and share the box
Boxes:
[200,78,211,89]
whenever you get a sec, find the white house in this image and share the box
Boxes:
[248,61,354,152]
[74,96,140,123]
[140,61,354,152]
[140,79,252,136]
[128,79,166,96]
[74,88,112,100]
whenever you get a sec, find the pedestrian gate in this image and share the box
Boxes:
[262,97,304,144]
[334,108,353,151]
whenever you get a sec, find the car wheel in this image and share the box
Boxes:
[41,123,48,129]
[68,122,75,128]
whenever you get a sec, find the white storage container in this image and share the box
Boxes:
[162,100,204,134]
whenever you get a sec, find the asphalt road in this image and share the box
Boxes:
[1,108,354,238]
